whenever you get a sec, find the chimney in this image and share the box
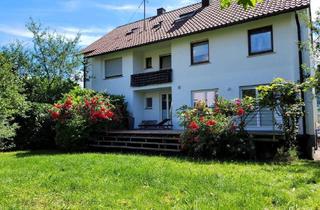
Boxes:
[202,0,210,7]
[157,8,166,16]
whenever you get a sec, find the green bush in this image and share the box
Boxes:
[177,97,257,159]
[0,54,27,151]
[14,103,55,150]
[50,87,116,151]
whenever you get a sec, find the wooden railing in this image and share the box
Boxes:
[131,69,172,87]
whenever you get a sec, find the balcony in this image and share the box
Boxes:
[131,69,172,87]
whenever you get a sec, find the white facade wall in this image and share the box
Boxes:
[171,12,301,128]
[86,10,316,134]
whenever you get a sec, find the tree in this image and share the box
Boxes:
[0,54,27,150]
[1,19,82,103]
[221,0,262,9]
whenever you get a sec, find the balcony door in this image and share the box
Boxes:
[161,93,172,121]
[160,55,171,70]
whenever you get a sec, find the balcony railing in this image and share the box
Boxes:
[131,69,172,87]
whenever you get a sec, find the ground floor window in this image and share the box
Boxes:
[192,89,217,107]
[240,86,279,128]
[145,97,153,109]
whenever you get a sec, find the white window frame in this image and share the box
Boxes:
[240,86,261,127]
[192,89,218,108]
[145,97,153,110]
[105,57,123,79]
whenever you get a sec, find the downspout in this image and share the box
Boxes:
[295,11,307,135]
[83,57,87,89]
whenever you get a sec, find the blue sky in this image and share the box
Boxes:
[0,0,319,47]
[0,0,198,46]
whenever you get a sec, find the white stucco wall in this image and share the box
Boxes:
[171,12,301,128]
[86,9,316,134]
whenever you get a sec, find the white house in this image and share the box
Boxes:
[83,0,317,138]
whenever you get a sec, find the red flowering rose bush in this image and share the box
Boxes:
[177,97,257,158]
[49,88,116,150]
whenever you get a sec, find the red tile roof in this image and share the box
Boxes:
[83,0,310,57]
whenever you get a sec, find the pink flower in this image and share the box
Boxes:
[235,99,241,106]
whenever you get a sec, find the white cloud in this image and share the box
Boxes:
[58,26,114,46]
[0,25,33,38]
[60,0,82,12]
[59,26,114,35]
[0,24,113,46]
[164,0,198,11]
[95,3,139,11]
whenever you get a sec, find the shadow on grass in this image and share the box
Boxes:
[14,149,320,170]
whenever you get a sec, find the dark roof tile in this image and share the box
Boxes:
[83,0,310,57]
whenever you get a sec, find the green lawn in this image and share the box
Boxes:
[0,151,319,209]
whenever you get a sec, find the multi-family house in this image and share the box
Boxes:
[83,0,317,140]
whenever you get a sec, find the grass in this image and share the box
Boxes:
[0,151,320,209]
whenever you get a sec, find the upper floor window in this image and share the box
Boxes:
[105,58,122,79]
[145,57,152,69]
[160,55,171,70]
[192,89,217,108]
[248,26,273,55]
[191,41,209,65]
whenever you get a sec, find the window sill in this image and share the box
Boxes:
[190,61,210,66]
[145,108,153,110]
[248,51,275,58]
[105,75,123,80]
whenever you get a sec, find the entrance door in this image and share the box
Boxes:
[161,93,172,121]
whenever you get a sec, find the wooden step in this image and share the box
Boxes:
[90,145,181,152]
[95,140,180,147]
[90,130,182,153]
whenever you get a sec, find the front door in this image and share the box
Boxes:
[161,93,172,121]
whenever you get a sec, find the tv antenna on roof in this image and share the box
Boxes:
[143,0,147,31]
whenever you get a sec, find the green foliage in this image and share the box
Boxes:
[257,78,304,152]
[221,0,263,9]
[0,19,82,150]
[25,19,82,80]
[0,54,27,150]
[51,89,115,151]
[0,19,82,104]
[54,112,89,151]
[14,103,55,150]
[23,77,78,104]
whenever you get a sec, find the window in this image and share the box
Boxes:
[160,55,171,70]
[105,58,122,78]
[175,10,197,23]
[240,86,280,128]
[145,57,152,69]
[192,90,217,107]
[191,41,209,65]
[145,97,153,109]
[248,26,273,55]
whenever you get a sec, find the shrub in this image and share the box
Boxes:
[257,78,304,152]
[14,103,55,150]
[0,54,27,151]
[50,88,115,151]
[177,97,256,158]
